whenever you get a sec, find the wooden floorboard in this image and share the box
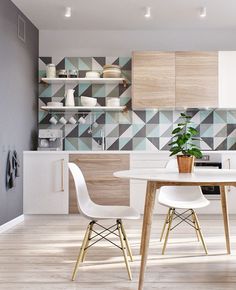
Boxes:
[0,215,236,289]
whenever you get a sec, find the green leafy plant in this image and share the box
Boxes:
[169,113,202,158]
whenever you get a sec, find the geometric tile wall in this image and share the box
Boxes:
[39,56,236,151]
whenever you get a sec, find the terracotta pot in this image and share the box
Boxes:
[177,155,195,173]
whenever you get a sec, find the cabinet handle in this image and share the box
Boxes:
[60,159,64,192]
[227,158,231,192]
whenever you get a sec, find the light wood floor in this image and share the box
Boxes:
[1,214,236,290]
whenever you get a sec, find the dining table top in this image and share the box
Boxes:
[114,168,236,185]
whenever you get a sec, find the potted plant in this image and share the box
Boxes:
[169,113,202,173]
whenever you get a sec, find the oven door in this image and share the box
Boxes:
[194,162,222,199]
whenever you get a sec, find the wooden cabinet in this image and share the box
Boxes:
[132,51,220,109]
[132,51,175,108]
[218,51,236,108]
[69,154,130,213]
[175,51,218,108]
[23,153,69,214]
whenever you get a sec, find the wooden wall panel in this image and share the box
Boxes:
[175,51,218,108]
[132,51,175,108]
[69,154,130,214]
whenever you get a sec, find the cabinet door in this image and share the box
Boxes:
[23,153,69,214]
[175,51,218,108]
[69,154,129,214]
[219,51,236,108]
[132,51,175,108]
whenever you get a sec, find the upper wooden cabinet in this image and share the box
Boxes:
[132,51,175,108]
[175,51,218,108]
[218,51,236,108]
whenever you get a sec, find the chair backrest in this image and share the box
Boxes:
[158,158,204,205]
[68,162,94,218]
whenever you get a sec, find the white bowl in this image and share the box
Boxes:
[85,71,100,78]
[81,96,97,107]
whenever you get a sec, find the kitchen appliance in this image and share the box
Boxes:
[65,89,75,106]
[195,154,222,199]
[38,129,63,151]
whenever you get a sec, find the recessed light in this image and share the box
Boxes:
[144,7,151,18]
[65,7,71,18]
[199,7,206,18]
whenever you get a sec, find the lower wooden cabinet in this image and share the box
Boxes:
[69,154,130,213]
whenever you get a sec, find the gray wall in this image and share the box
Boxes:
[40,29,236,57]
[0,0,38,226]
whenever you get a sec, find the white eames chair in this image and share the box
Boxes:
[68,162,140,281]
[158,159,210,255]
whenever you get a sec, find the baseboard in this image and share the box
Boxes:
[0,214,24,233]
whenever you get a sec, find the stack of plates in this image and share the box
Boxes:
[103,65,121,78]
[47,102,63,107]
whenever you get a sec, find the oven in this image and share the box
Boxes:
[195,154,222,199]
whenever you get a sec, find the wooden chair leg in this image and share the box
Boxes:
[191,210,200,242]
[120,220,134,262]
[162,209,174,255]
[71,223,91,281]
[193,211,208,255]
[82,221,95,262]
[160,208,171,242]
[117,220,132,280]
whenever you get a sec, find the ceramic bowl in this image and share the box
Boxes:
[81,96,97,107]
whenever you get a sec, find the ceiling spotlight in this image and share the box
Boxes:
[144,7,151,18]
[65,7,71,18]
[199,7,206,18]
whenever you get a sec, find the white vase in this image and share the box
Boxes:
[65,89,75,106]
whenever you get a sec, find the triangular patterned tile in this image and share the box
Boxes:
[147,110,159,124]
[119,124,131,136]
[92,57,104,71]
[132,111,145,124]
[200,110,213,124]
[106,57,118,65]
[79,57,92,70]
[106,137,119,150]
[105,112,119,124]
[105,84,118,97]
[214,111,227,123]
[159,111,173,124]
[159,124,172,137]
[92,85,105,98]
[200,137,213,150]
[119,111,132,124]
[39,57,52,65]
[39,85,52,98]
[227,124,236,136]
[146,124,159,137]
[55,58,65,71]
[120,125,133,138]
[64,138,78,150]
[66,125,78,138]
[79,124,91,137]
[134,126,146,137]
[227,111,236,124]
[227,137,236,150]
[66,57,79,70]
[132,138,146,150]
[214,124,227,137]
[159,138,171,150]
[107,126,119,137]
[119,138,132,150]
[200,124,213,137]
[119,57,131,69]
[106,85,119,98]
[147,138,159,150]
[132,124,145,136]
[78,138,92,150]
[134,111,146,123]
[214,138,227,150]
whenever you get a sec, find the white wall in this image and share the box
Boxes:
[40,29,236,57]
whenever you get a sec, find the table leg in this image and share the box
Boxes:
[220,185,231,254]
[140,181,151,255]
[138,181,158,290]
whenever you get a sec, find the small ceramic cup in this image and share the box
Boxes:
[68,117,77,124]
[49,116,58,125]
[59,117,67,125]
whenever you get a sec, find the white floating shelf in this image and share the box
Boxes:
[41,106,126,112]
[41,77,127,86]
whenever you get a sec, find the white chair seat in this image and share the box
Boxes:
[158,185,210,209]
[159,195,210,209]
[84,203,140,220]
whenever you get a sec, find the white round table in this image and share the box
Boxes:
[114,168,236,290]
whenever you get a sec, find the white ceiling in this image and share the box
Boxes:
[12,0,236,30]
